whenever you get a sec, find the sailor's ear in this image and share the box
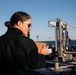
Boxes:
[17,21,22,27]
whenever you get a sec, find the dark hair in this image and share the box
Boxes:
[5,21,11,28]
[5,11,31,27]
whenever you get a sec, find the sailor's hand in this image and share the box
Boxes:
[40,44,48,55]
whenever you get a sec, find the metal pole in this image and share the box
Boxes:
[54,18,60,71]
[37,35,39,42]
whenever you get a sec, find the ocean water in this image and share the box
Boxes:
[69,40,76,47]
[37,40,76,47]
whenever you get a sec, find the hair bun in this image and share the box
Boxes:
[5,21,10,27]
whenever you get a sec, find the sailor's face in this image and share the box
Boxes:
[21,18,32,36]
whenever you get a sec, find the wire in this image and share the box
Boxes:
[68,25,76,32]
